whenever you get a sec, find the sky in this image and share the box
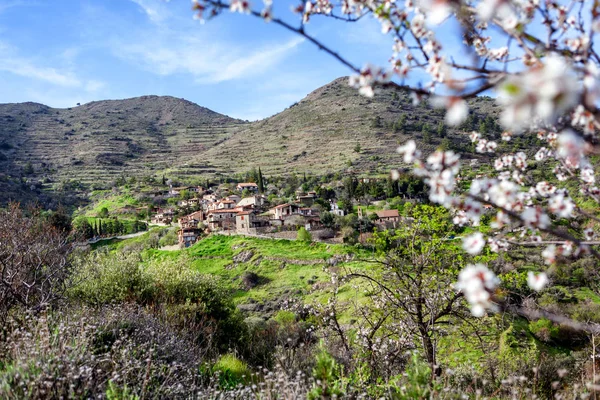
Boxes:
[0,0,399,121]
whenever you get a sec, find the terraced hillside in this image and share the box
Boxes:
[0,96,244,188]
[0,77,505,204]
[175,77,502,178]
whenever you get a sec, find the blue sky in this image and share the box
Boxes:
[0,0,398,120]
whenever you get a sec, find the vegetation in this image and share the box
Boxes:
[1,197,600,398]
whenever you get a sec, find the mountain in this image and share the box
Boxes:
[0,78,503,203]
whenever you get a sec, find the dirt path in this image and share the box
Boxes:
[87,230,148,244]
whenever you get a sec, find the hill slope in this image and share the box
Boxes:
[0,96,244,189]
[0,78,503,203]
[174,77,502,177]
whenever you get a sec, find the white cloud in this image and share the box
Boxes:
[197,37,305,84]
[116,34,304,84]
[0,52,81,87]
[128,0,170,24]
[0,41,106,95]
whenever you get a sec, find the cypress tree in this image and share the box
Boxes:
[258,167,264,193]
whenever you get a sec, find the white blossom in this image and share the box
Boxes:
[498,54,580,132]
[463,232,486,255]
[455,264,499,317]
[527,272,549,291]
[542,245,557,264]
[396,140,420,163]
[548,193,575,218]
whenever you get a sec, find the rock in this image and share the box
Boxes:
[241,271,261,290]
[237,303,259,312]
[233,250,254,263]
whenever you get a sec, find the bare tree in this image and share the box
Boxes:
[343,218,467,375]
[0,204,72,321]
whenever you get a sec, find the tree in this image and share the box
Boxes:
[72,216,93,239]
[394,114,406,133]
[353,142,361,153]
[370,115,382,128]
[23,162,34,175]
[257,167,265,193]
[421,123,431,143]
[320,211,336,229]
[436,121,446,138]
[0,204,72,321]
[192,0,600,375]
[98,207,109,218]
[46,207,72,234]
[180,189,192,200]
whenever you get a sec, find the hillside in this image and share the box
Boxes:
[175,77,502,178]
[0,78,503,203]
[0,96,244,198]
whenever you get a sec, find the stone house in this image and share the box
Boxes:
[151,208,175,225]
[235,211,270,234]
[236,195,267,209]
[296,192,317,206]
[178,210,205,229]
[374,209,401,228]
[270,203,301,220]
[206,209,238,231]
[236,182,259,192]
[178,227,202,248]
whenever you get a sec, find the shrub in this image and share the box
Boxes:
[212,354,251,389]
[308,345,345,399]
[158,228,178,247]
[0,204,72,322]
[297,227,312,242]
[68,253,247,353]
[0,305,204,399]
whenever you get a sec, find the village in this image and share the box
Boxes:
[148,181,404,248]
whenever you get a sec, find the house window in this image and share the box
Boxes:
[241,216,244,220]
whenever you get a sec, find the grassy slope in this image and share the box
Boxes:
[144,235,375,308]
[101,231,598,374]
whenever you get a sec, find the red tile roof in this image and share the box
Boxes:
[375,210,400,218]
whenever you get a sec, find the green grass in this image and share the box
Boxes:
[142,234,373,306]
[83,193,140,217]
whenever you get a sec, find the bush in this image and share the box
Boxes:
[212,354,251,389]
[158,228,178,247]
[68,252,145,305]
[68,252,247,353]
[0,305,204,399]
[0,204,72,322]
[297,227,312,242]
[308,345,345,399]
